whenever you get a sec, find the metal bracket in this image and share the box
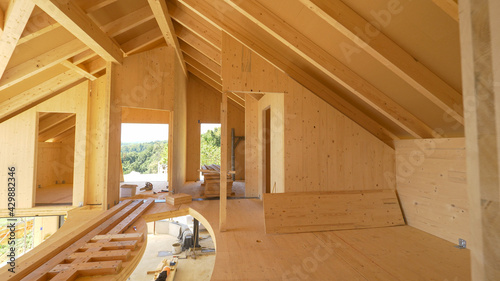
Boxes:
[455,238,466,249]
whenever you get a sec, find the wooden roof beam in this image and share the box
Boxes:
[121,27,163,55]
[34,0,124,64]
[299,0,463,124]
[0,71,85,123]
[38,115,76,142]
[102,5,155,37]
[0,39,88,91]
[148,0,187,76]
[227,92,245,108]
[71,49,97,65]
[183,51,219,77]
[184,54,221,82]
[77,0,118,13]
[51,126,76,142]
[18,11,60,45]
[187,66,243,108]
[185,61,221,87]
[60,59,97,80]
[187,65,222,92]
[178,31,221,64]
[225,0,434,139]
[179,0,397,146]
[431,0,458,22]
[84,57,106,75]
[181,42,221,72]
[167,0,221,50]
[38,113,74,134]
[0,0,35,79]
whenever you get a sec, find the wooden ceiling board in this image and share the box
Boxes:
[253,0,462,137]
[7,26,75,69]
[341,0,462,92]
[113,18,159,45]
[86,0,149,27]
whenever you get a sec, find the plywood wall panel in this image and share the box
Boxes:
[244,95,259,197]
[113,47,175,111]
[221,32,287,93]
[222,34,395,195]
[395,138,469,244]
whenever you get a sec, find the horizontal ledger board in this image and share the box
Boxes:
[263,189,405,234]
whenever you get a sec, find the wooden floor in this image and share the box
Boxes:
[144,199,471,281]
[35,184,73,205]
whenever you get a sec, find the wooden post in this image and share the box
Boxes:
[459,0,500,279]
[168,111,174,193]
[106,62,121,210]
[220,92,228,231]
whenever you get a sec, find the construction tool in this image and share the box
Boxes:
[140,182,153,191]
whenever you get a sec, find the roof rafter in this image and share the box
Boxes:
[0,39,88,91]
[0,0,35,79]
[431,0,458,22]
[180,40,220,70]
[60,59,97,80]
[18,11,60,45]
[102,5,155,37]
[38,115,76,142]
[0,70,85,123]
[187,65,221,92]
[185,56,221,85]
[225,0,434,139]
[148,0,187,76]
[121,27,164,55]
[178,31,221,64]
[167,0,221,50]
[183,52,219,77]
[179,0,397,146]
[299,0,463,124]
[33,0,124,64]
[39,113,74,134]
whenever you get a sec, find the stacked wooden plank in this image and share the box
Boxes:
[199,164,233,197]
[165,193,192,206]
[10,199,154,281]
[263,190,405,234]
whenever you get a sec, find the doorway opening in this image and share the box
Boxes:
[263,107,271,194]
[120,123,169,193]
[35,112,76,206]
[199,123,221,181]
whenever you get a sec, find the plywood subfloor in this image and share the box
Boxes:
[144,199,471,281]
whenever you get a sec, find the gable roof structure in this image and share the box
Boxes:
[0,0,462,146]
